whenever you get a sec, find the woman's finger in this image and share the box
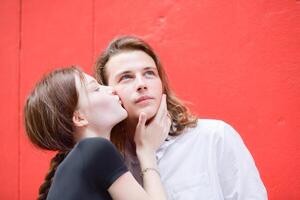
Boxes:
[136,112,147,134]
[154,94,167,122]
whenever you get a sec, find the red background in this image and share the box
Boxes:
[1,0,299,199]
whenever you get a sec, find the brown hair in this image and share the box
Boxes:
[94,36,197,151]
[24,66,82,200]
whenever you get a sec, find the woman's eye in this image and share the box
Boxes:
[94,87,100,92]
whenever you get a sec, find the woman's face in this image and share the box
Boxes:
[105,50,163,122]
[75,73,128,129]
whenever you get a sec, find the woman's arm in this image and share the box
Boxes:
[108,171,154,200]
[108,152,165,200]
[108,95,170,200]
[136,148,167,200]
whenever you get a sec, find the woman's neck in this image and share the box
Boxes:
[75,126,111,142]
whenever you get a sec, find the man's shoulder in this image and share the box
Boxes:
[186,118,228,132]
[182,119,232,141]
[196,118,228,127]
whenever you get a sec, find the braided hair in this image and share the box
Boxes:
[37,152,68,200]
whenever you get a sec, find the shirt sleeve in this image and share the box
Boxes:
[77,137,128,190]
[217,122,268,200]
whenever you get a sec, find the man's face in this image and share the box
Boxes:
[106,50,163,122]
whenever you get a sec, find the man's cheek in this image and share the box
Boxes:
[119,94,130,106]
[115,88,129,100]
[121,100,133,113]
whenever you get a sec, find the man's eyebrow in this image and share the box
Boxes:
[143,66,157,71]
[115,66,157,77]
[115,70,131,77]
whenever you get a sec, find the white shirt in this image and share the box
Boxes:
[156,119,268,200]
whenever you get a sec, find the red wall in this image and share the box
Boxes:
[1,0,299,199]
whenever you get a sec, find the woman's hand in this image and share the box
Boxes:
[134,94,171,156]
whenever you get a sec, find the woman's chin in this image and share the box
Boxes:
[120,109,128,121]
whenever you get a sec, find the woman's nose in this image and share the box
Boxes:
[106,86,117,95]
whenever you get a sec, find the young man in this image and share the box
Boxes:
[94,36,268,199]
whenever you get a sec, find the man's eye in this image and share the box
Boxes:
[119,74,132,82]
[145,71,155,77]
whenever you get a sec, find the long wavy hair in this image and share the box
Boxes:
[94,36,197,152]
[24,66,83,200]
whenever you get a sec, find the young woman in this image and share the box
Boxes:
[24,66,170,200]
[94,36,267,199]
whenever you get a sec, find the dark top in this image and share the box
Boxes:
[47,137,128,200]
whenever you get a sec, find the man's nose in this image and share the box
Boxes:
[135,75,147,92]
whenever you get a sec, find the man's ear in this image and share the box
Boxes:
[73,111,88,127]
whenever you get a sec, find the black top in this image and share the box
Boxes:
[47,137,128,200]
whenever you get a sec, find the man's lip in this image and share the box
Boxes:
[135,96,154,103]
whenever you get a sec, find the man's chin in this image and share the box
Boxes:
[126,106,158,123]
[129,109,155,119]
[140,109,156,122]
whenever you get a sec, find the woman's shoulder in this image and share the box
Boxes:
[75,137,120,160]
[75,137,128,189]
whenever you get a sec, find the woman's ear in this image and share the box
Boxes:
[73,111,88,127]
